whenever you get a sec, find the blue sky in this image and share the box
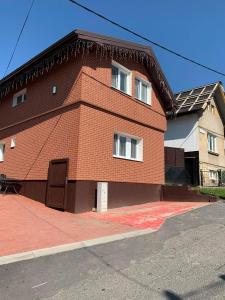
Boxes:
[0,0,225,92]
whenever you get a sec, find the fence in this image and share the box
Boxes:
[165,166,189,185]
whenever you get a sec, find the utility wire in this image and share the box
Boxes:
[3,0,35,77]
[68,0,225,77]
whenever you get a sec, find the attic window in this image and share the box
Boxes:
[208,133,217,153]
[0,144,5,162]
[207,103,215,114]
[12,88,27,107]
[135,77,151,105]
[111,61,131,95]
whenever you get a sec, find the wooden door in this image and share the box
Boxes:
[45,159,68,210]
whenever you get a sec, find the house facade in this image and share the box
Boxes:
[165,82,225,186]
[0,30,173,213]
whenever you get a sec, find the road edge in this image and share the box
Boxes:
[0,228,155,266]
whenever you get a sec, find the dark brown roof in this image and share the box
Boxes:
[0,29,174,111]
[174,82,220,115]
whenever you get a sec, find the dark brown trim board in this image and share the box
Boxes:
[19,180,161,213]
[74,181,161,213]
[16,180,217,213]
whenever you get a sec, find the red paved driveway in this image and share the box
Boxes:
[0,194,210,256]
[88,201,209,230]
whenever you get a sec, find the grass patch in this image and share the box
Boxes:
[199,187,225,199]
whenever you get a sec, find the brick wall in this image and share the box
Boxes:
[0,51,166,184]
[77,104,165,184]
[0,107,80,180]
[0,56,83,129]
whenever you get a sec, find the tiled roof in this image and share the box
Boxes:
[175,82,219,115]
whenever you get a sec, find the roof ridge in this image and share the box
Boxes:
[75,29,150,51]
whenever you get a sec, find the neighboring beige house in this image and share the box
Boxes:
[165,82,225,186]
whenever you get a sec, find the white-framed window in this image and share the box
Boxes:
[113,132,143,161]
[135,77,151,105]
[209,170,218,181]
[12,88,27,107]
[0,144,5,162]
[208,133,217,153]
[111,61,131,95]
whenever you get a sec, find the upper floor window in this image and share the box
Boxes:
[0,144,5,162]
[208,133,217,153]
[113,132,143,161]
[111,61,131,95]
[12,88,27,107]
[135,77,151,105]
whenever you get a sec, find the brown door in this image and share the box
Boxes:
[45,159,69,210]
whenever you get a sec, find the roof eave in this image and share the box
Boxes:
[0,29,174,111]
[0,31,78,85]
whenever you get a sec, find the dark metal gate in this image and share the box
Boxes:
[165,147,187,185]
[45,159,69,210]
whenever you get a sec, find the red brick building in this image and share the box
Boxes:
[0,30,174,213]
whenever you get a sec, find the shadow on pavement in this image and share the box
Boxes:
[163,274,225,300]
[163,290,182,299]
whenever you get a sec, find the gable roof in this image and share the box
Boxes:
[173,81,225,124]
[175,82,218,114]
[0,29,174,111]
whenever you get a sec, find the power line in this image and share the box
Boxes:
[68,0,225,78]
[3,0,35,77]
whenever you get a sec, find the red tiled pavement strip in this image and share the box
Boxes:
[0,195,210,256]
[84,201,210,230]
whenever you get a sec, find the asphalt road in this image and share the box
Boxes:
[1,201,225,300]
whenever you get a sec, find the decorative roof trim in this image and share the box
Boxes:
[0,30,174,110]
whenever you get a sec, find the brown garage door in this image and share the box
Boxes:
[45,159,69,210]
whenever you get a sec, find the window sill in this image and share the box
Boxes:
[113,155,143,162]
[111,86,132,97]
[135,97,151,106]
[208,151,219,156]
[111,87,154,109]
[12,101,25,108]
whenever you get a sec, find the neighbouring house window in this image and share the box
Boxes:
[207,103,215,114]
[135,77,151,104]
[0,144,5,162]
[111,61,131,95]
[209,170,218,181]
[211,105,215,114]
[113,133,143,161]
[12,88,27,107]
[208,133,217,153]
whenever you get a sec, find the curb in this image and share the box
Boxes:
[0,228,155,266]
